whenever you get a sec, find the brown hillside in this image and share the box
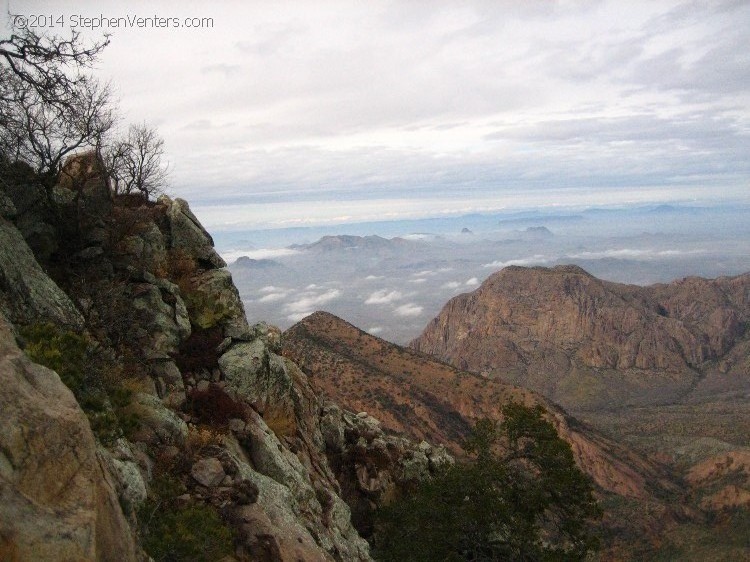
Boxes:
[283,311,675,501]
[410,266,750,412]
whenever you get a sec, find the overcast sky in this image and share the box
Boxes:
[5,1,750,230]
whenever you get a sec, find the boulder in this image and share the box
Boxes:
[218,338,295,428]
[0,312,137,561]
[191,457,226,488]
[183,269,248,334]
[131,282,191,355]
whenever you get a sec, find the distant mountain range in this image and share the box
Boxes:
[290,234,418,252]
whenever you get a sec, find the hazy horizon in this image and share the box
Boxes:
[225,202,750,343]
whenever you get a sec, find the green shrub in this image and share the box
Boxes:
[140,503,233,562]
[138,475,234,562]
[19,322,138,444]
[21,323,89,392]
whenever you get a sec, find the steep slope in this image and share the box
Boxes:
[283,311,675,501]
[0,166,451,561]
[411,265,750,412]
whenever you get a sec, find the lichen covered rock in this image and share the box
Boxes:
[0,218,83,328]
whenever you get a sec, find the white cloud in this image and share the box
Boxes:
[441,281,462,289]
[257,292,288,303]
[409,278,428,284]
[364,275,385,281]
[367,326,384,335]
[465,277,480,286]
[222,248,300,263]
[283,289,342,314]
[482,255,549,268]
[287,311,313,323]
[395,303,424,317]
[365,289,403,305]
[566,248,702,260]
[259,285,285,293]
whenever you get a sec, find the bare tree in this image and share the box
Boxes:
[1,21,114,190]
[6,76,116,179]
[0,23,109,108]
[105,123,169,199]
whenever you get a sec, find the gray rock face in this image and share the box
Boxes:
[219,337,294,419]
[0,218,83,328]
[116,222,168,273]
[124,392,188,447]
[166,197,226,269]
[183,268,248,333]
[229,412,372,561]
[319,403,453,528]
[106,454,148,515]
[0,313,137,561]
[0,175,58,259]
[0,190,17,219]
[131,281,191,355]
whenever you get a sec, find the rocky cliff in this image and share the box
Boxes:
[411,265,750,411]
[0,166,446,561]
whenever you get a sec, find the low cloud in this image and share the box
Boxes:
[566,248,701,260]
[286,311,313,323]
[394,303,424,317]
[367,326,384,335]
[222,248,300,263]
[284,288,342,314]
[259,285,286,293]
[257,291,288,303]
[365,289,403,305]
[483,255,549,268]
[465,278,480,286]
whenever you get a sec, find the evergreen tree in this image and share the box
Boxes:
[374,403,601,561]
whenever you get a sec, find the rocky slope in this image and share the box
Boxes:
[282,312,695,557]
[0,162,447,561]
[284,312,677,499]
[411,265,750,412]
